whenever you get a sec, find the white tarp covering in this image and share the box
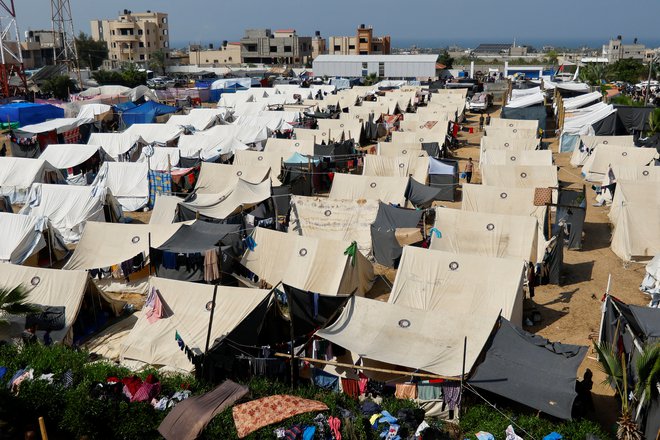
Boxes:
[211,77,251,90]
[137,146,180,170]
[265,138,315,156]
[289,196,379,256]
[0,213,48,263]
[18,117,93,135]
[329,173,409,205]
[177,134,248,161]
[562,91,603,111]
[120,277,270,372]
[561,104,616,136]
[20,183,108,243]
[233,150,283,186]
[581,145,658,182]
[93,162,149,211]
[316,120,363,141]
[489,118,539,130]
[390,246,524,325]
[0,157,63,204]
[181,178,271,220]
[377,142,426,157]
[78,85,131,97]
[317,294,485,377]
[362,155,428,183]
[481,150,553,167]
[38,144,100,169]
[87,133,143,160]
[201,124,269,145]
[481,165,558,189]
[431,207,538,262]
[77,104,112,119]
[505,91,545,108]
[293,128,331,143]
[124,123,184,145]
[570,136,635,167]
[485,127,537,138]
[194,162,270,194]
[480,136,539,164]
[149,195,182,224]
[241,227,374,296]
[233,113,294,131]
[391,130,443,144]
[165,108,226,130]
[610,183,660,262]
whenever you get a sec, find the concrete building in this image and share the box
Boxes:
[21,30,60,69]
[328,25,391,55]
[90,10,170,69]
[313,54,437,79]
[311,31,326,59]
[240,29,312,65]
[189,42,242,66]
[602,37,646,63]
[472,43,527,57]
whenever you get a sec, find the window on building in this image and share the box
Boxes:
[162,17,167,24]
[138,29,143,35]
[270,46,277,52]
[362,62,367,68]
[163,29,168,35]
[146,29,150,35]
[228,57,232,61]
[246,44,257,52]
[111,30,115,35]
[378,62,385,76]
[139,42,144,48]
[22,51,31,59]
[164,42,169,48]
[284,45,292,52]
[360,51,368,55]
[334,45,341,51]
[113,54,117,59]
[348,45,355,50]
[139,54,145,60]
[359,38,368,43]
[372,44,379,51]
[112,42,116,48]
[213,59,218,63]
[147,42,151,47]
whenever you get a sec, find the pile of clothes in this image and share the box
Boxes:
[91,373,191,410]
[3,366,74,394]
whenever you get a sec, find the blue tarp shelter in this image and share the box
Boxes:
[114,101,138,112]
[121,101,178,126]
[284,152,320,165]
[0,102,64,127]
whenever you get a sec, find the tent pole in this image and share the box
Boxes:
[203,284,219,378]
[46,227,53,268]
[459,336,467,416]
[147,232,153,276]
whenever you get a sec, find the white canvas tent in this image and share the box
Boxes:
[329,173,409,205]
[265,138,315,156]
[289,196,379,257]
[87,132,144,161]
[431,207,538,262]
[124,123,184,145]
[0,213,66,264]
[233,150,283,186]
[485,127,537,138]
[37,144,101,171]
[488,118,539,130]
[561,91,603,111]
[391,130,443,144]
[194,162,270,194]
[137,146,181,170]
[177,134,249,161]
[315,119,363,142]
[376,142,426,157]
[120,277,271,372]
[0,264,124,345]
[92,162,149,211]
[0,157,63,204]
[201,124,269,146]
[18,117,93,135]
[241,227,374,296]
[20,183,116,243]
[481,165,558,189]
[362,155,428,183]
[149,195,182,224]
[479,136,539,164]
[389,246,525,325]
[481,150,552,166]
[293,128,331,144]
[179,178,271,221]
[581,145,658,182]
[165,108,227,130]
[569,135,634,167]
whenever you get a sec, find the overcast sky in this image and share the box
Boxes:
[15,0,660,49]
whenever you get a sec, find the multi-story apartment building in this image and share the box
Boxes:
[90,10,170,69]
[328,25,391,56]
[240,29,312,65]
[189,42,242,66]
[602,36,646,63]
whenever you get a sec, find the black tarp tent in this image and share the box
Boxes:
[555,188,586,250]
[405,178,444,208]
[600,296,660,440]
[370,202,423,268]
[428,158,459,201]
[150,222,242,282]
[469,318,587,420]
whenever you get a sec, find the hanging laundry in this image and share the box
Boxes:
[343,241,358,267]
[340,378,360,399]
[204,249,220,282]
[441,382,461,411]
[429,227,442,238]
[394,383,417,400]
[175,330,185,350]
[146,290,164,324]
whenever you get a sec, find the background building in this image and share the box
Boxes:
[311,31,326,59]
[90,10,170,69]
[472,43,527,57]
[602,36,646,63]
[21,30,60,69]
[189,42,241,66]
[328,24,391,55]
[313,54,437,79]
[240,29,312,65]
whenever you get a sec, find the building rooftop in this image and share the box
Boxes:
[314,54,438,63]
[473,43,513,54]
[275,29,296,33]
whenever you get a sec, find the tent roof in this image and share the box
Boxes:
[377,141,426,157]
[194,162,270,194]
[0,213,47,263]
[391,130,443,144]
[180,178,271,220]
[582,145,658,181]
[77,103,112,119]
[94,161,149,199]
[18,117,93,135]
[0,157,61,188]
[329,173,409,205]
[480,135,539,153]
[289,196,379,256]
[166,111,221,131]
[431,207,538,262]
[137,146,180,170]
[579,135,634,149]
[233,150,283,186]
[124,123,184,144]
[120,276,271,372]
[469,318,587,420]
[241,227,374,296]
[362,155,428,183]
[149,195,182,224]
[265,138,315,156]
[64,221,183,270]
[201,124,269,145]
[155,222,240,253]
[177,134,248,161]
[489,118,539,130]
[37,144,100,169]
[87,132,143,159]
[316,295,489,377]
[481,150,552,167]
[481,165,558,189]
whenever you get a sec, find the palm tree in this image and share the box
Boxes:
[0,285,38,326]
[579,63,607,87]
[635,343,660,410]
[647,108,660,135]
[593,342,643,440]
[364,73,379,86]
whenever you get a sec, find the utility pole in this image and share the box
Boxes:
[644,56,658,106]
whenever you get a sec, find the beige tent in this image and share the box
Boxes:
[362,155,429,183]
[569,135,635,167]
[360,100,399,115]
[389,246,525,325]
[485,127,537,138]
[403,111,452,124]
[120,276,271,372]
[289,196,379,256]
[609,165,660,184]
[194,162,270,194]
[479,136,539,164]
[241,227,374,296]
[481,165,558,189]
[434,88,468,97]
[150,195,183,224]
[581,145,658,182]
[233,150,283,186]
[316,294,490,377]
[399,119,449,133]
[293,128,331,144]
[329,173,409,205]
[376,142,427,157]
[431,207,538,262]
[180,178,271,221]
[391,130,443,144]
[481,150,552,167]
[488,118,539,130]
[609,182,660,261]
[265,138,315,156]
[0,264,124,345]
[316,120,363,142]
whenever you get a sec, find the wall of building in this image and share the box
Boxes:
[189,44,241,66]
[313,56,436,78]
[240,28,312,64]
[328,25,391,56]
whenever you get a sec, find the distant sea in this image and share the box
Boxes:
[392,37,660,50]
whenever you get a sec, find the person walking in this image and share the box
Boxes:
[478,114,485,131]
[485,114,491,126]
[464,158,474,183]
